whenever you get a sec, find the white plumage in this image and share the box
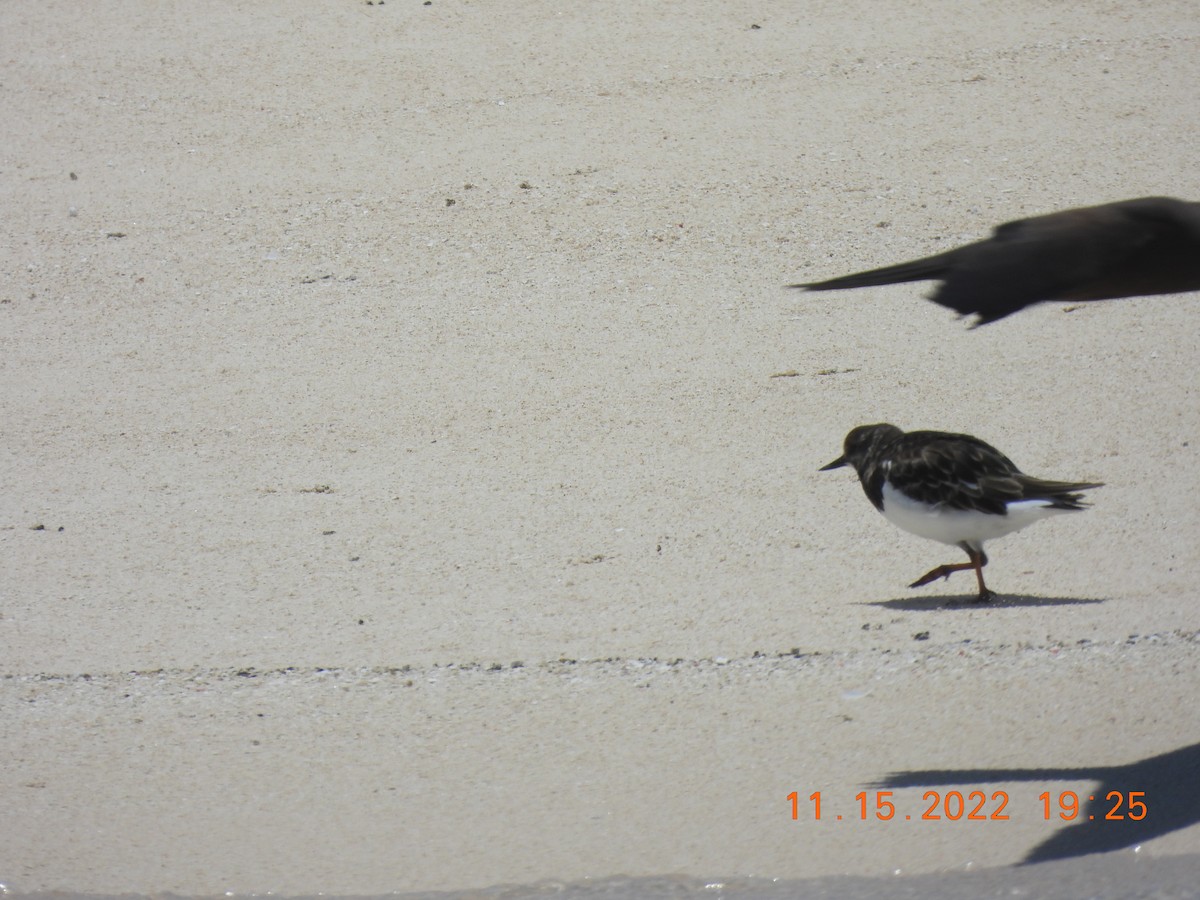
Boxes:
[880,482,1073,548]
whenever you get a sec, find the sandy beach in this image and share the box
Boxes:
[2,1,1198,896]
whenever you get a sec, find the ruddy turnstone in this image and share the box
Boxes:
[793,196,1200,325]
[821,424,1102,601]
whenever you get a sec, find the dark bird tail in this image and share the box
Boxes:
[1018,478,1105,510]
[792,252,954,292]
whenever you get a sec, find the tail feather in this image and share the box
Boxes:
[793,253,954,292]
[1019,478,1104,510]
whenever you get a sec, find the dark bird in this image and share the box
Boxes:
[821,424,1102,601]
[794,196,1200,325]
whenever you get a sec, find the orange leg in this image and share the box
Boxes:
[909,545,994,602]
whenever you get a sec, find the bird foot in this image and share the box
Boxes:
[911,563,995,602]
[909,563,968,588]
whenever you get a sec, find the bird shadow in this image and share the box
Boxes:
[868,742,1200,864]
[866,594,1108,611]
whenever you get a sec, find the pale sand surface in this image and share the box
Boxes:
[2,0,1199,895]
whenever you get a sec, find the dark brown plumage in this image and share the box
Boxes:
[794,197,1200,325]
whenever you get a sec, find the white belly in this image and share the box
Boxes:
[880,482,1069,547]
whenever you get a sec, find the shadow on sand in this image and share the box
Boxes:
[870,742,1200,863]
[866,594,1108,611]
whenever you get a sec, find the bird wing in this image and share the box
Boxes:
[885,432,1024,515]
[931,201,1177,323]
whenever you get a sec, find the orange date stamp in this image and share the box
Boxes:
[788,790,1148,822]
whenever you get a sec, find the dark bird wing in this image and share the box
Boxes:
[880,431,1100,515]
[883,431,1026,515]
[795,197,1200,325]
